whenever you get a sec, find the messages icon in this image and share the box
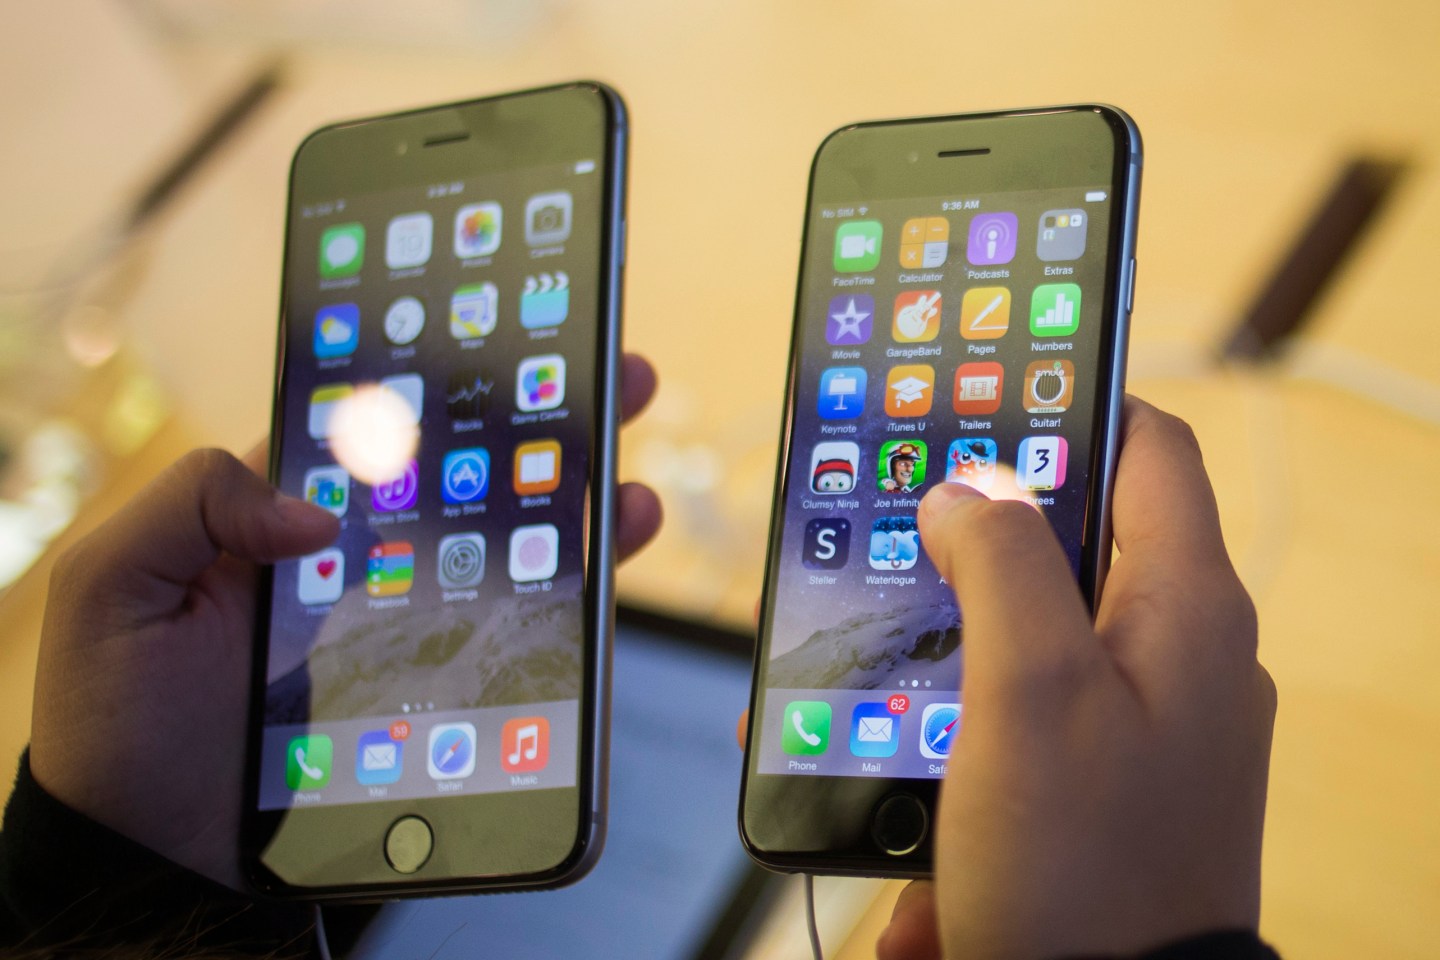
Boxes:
[319,224,364,279]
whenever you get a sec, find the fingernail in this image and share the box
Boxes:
[920,480,983,519]
[274,493,338,529]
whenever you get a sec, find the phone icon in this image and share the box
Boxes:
[1030,283,1082,336]
[366,542,415,597]
[899,216,949,269]
[827,294,873,345]
[781,701,831,755]
[953,362,1004,415]
[297,548,344,605]
[454,202,502,259]
[850,702,900,758]
[386,212,433,269]
[1017,436,1068,491]
[966,211,1018,265]
[892,291,942,342]
[303,465,350,517]
[919,703,962,759]
[869,516,920,571]
[285,735,333,790]
[428,723,477,780]
[1024,360,1075,413]
[514,439,561,495]
[802,518,850,570]
[809,442,859,495]
[834,221,882,272]
[441,448,489,504]
[451,283,498,340]
[885,364,934,417]
[314,304,359,358]
[356,729,403,786]
[818,367,866,419]
[319,223,364,279]
[516,355,566,412]
[960,286,1011,340]
[501,716,550,773]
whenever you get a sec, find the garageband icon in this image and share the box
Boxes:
[501,716,550,773]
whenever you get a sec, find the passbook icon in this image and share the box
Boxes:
[850,702,900,758]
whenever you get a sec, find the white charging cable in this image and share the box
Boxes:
[804,873,825,960]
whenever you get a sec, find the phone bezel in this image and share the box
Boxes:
[241,81,628,900]
[740,104,1143,877]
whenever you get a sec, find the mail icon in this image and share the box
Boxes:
[857,716,893,742]
[850,702,902,758]
[362,742,397,771]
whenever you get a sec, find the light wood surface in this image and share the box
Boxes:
[2,2,1438,956]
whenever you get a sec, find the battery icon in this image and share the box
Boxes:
[1085,190,1107,202]
[574,160,596,175]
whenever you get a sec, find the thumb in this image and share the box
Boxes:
[80,448,338,606]
[916,481,1095,690]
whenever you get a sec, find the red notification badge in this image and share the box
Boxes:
[888,695,910,714]
[389,720,412,741]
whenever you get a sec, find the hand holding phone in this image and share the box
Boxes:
[742,106,1143,875]
[876,399,1276,960]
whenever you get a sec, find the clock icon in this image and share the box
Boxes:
[385,296,426,345]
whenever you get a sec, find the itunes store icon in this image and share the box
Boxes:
[372,459,419,512]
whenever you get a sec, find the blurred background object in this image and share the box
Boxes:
[1,1,1438,956]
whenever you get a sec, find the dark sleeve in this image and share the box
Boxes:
[0,749,315,956]
[1063,930,1282,960]
[1136,931,1281,959]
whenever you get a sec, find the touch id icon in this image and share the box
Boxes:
[1017,436,1068,491]
[428,723,476,780]
[781,701,831,755]
[509,523,559,582]
[802,518,851,570]
[501,716,550,773]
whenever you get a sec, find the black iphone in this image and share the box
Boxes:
[242,82,627,898]
[740,105,1142,876]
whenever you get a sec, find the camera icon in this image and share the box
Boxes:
[525,191,573,246]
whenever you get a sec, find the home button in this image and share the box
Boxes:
[871,793,928,856]
[384,816,433,874]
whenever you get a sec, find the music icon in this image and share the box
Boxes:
[500,716,550,773]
